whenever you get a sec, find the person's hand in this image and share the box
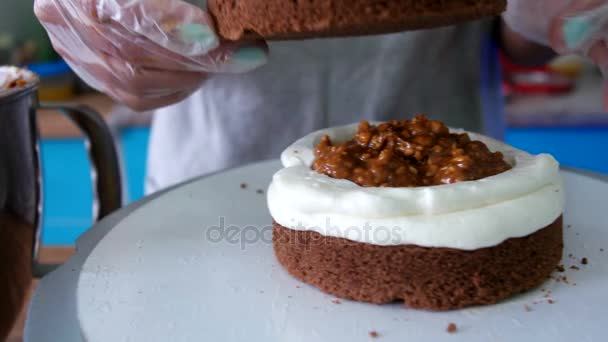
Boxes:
[34,0,268,111]
[504,0,608,107]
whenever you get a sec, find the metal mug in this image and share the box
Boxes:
[0,67,121,339]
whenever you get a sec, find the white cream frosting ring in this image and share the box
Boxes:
[267,123,565,250]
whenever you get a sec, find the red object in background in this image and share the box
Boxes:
[500,51,574,96]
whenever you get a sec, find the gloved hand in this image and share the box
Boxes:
[504,0,608,107]
[34,0,268,111]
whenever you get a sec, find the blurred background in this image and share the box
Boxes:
[1,1,607,248]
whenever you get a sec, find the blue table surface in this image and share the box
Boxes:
[41,127,149,245]
[40,126,607,246]
[506,127,608,174]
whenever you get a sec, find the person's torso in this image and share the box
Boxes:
[147,22,490,193]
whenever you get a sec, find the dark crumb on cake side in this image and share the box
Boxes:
[447,323,457,333]
[369,331,379,338]
[240,183,248,189]
[581,258,588,265]
[272,216,563,310]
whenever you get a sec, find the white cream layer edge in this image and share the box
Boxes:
[267,123,565,250]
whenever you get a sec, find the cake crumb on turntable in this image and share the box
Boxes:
[369,331,379,338]
[256,189,265,194]
[446,323,457,333]
[570,265,580,271]
[240,183,248,189]
[556,265,565,272]
[524,304,533,312]
[547,299,555,304]
[601,248,604,252]
[581,257,588,265]
[332,299,342,304]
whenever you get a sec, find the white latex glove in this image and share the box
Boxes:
[35,0,268,111]
[504,0,608,107]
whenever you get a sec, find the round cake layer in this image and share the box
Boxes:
[208,0,507,41]
[273,217,563,310]
[268,123,564,249]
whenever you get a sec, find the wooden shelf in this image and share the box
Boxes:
[37,93,153,139]
[37,94,116,138]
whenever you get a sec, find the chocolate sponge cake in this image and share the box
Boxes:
[274,218,563,310]
[267,117,565,310]
[208,0,507,41]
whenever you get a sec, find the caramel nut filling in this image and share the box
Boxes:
[312,115,511,187]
